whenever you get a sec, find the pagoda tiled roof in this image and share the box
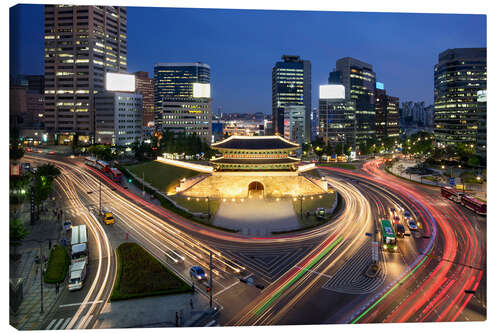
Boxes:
[211,135,299,150]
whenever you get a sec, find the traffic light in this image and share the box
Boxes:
[128,178,132,183]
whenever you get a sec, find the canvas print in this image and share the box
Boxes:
[9,3,486,330]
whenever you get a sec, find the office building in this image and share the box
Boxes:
[318,84,356,153]
[43,5,127,143]
[134,71,154,129]
[329,57,376,146]
[154,62,210,124]
[95,92,142,146]
[476,90,486,159]
[272,55,311,142]
[434,48,486,149]
[375,85,400,140]
[160,97,212,143]
[283,105,306,145]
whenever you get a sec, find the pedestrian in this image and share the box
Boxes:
[180,310,184,326]
[175,312,179,327]
[190,298,193,310]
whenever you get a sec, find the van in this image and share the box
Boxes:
[71,243,88,264]
[71,225,87,246]
[68,261,87,291]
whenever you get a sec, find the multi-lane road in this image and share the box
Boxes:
[22,154,486,328]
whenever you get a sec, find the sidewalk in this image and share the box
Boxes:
[389,160,487,201]
[10,198,67,330]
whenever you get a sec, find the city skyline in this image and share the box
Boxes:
[10,5,485,114]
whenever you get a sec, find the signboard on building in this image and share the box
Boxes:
[319,85,345,99]
[193,83,211,98]
[477,90,487,103]
[106,73,136,92]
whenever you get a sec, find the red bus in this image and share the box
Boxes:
[108,168,123,182]
[461,195,486,215]
[96,160,110,173]
[441,186,463,203]
[84,157,97,167]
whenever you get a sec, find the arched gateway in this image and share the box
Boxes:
[248,181,264,198]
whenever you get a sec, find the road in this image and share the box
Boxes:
[23,154,486,327]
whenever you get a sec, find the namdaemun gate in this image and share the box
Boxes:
[158,135,328,199]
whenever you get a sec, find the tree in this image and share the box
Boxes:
[467,155,480,168]
[10,127,24,161]
[10,218,29,259]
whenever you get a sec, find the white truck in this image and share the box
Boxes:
[68,260,87,291]
[71,225,88,264]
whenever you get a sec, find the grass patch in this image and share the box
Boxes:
[171,195,221,218]
[126,161,201,194]
[292,192,337,228]
[318,163,357,170]
[110,242,192,301]
[44,245,69,284]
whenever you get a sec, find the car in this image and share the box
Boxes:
[63,220,72,231]
[408,220,418,231]
[390,207,396,215]
[25,147,33,152]
[403,210,411,219]
[395,223,405,238]
[102,211,115,225]
[393,215,400,223]
[49,151,55,155]
[190,266,206,281]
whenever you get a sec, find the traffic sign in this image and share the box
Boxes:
[449,177,455,185]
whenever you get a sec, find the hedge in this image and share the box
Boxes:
[110,242,192,301]
[44,245,70,284]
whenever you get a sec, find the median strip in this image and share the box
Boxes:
[255,236,343,315]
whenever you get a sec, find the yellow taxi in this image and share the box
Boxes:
[103,211,115,225]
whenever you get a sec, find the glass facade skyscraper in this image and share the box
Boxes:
[154,62,212,142]
[330,57,376,147]
[272,55,311,143]
[375,87,400,140]
[434,48,486,150]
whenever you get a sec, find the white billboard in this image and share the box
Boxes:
[193,83,211,98]
[106,72,136,92]
[319,84,345,99]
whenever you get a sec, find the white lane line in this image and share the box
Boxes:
[45,319,57,330]
[293,266,333,279]
[59,300,104,308]
[214,280,241,297]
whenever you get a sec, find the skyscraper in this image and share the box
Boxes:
[154,63,212,142]
[318,84,356,154]
[434,48,486,149]
[283,105,306,146]
[43,5,127,144]
[134,71,154,130]
[330,57,376,146]
[375,85,400,140]
[272,55,311,142]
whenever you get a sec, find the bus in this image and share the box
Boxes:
[380,219,397,251]
[441,186,463,203]
[108,168,123,182]
[96,160,110,173]
[461,195,487,215]
[84,156,97,167]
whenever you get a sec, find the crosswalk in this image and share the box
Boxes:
[45,315,93,330]
[45,317,71,330]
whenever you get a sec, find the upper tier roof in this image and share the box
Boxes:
[211,135,300,150]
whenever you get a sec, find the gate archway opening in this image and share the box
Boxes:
[248,181,264,199]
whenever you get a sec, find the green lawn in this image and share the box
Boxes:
[44,245,69,284]
[171,195,221,219]
[110,243,192,301]
[126,161,201,194]
[291,192,337,228]
[318,163,357,170]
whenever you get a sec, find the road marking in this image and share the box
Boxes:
[60,318,72,330]
[214,280,240,297]
[59,300,104,308]
[45,319,57,330]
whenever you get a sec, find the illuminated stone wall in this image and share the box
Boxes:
[180,172,326,198]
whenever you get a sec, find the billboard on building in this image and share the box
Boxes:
[319,85,345,99]
[193,83,211,98]
[106,73,136,92]
[477,90,487,102]
[376,82,385,90]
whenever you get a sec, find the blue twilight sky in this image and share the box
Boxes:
[10,4,486,114]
